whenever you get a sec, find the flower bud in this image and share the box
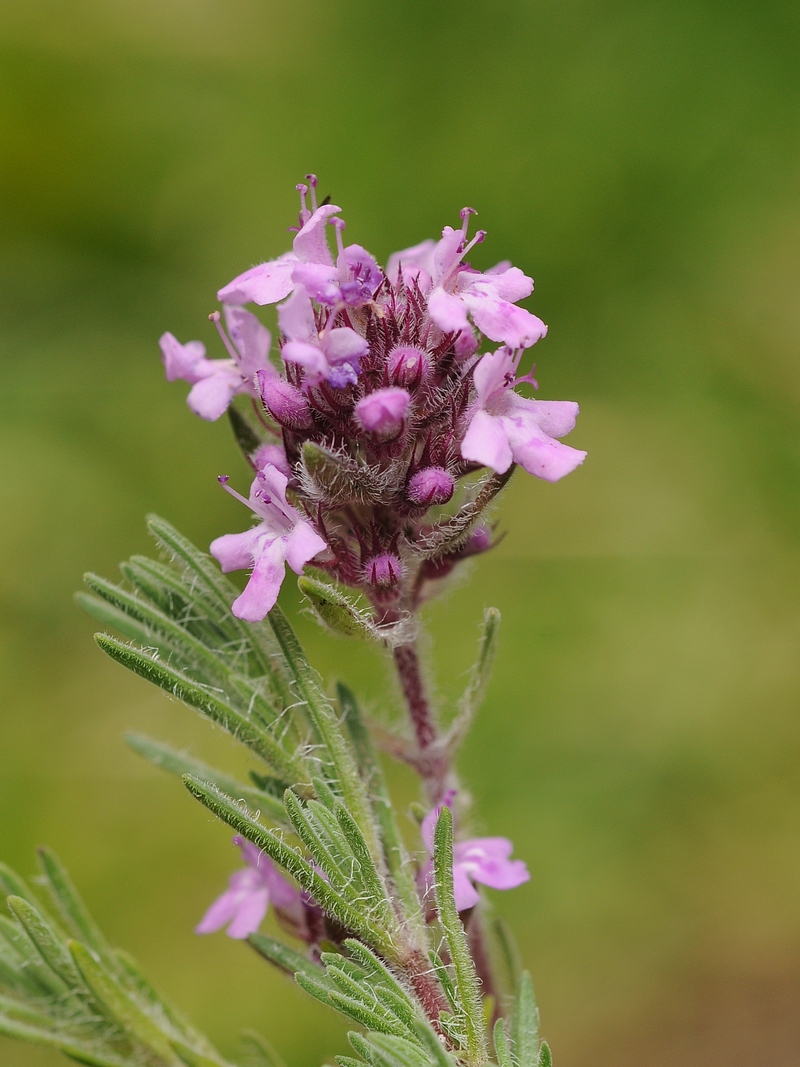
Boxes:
[355,388,410,441]
[365,553,403,588]
[387,345,430,388]
[407,467,455,507]
[258,370,312,430]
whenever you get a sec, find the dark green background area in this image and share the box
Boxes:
[1,1,798,1064]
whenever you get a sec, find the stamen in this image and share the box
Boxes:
[218,474,252,510]
[296,182,310,224]
[461,229,486,260]
[305,174,318,212]
[331,217,346,258]
[209,311,240,364]
[459,206,478,241]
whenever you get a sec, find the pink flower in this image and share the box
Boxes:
[387,209,547,351]
[197,836,302,940]
[210,463,327,621]
[218,178,381,311]
[420,791,530,911]
[461,347,586,481]
[160,305,274,421]
[278,286,369,389]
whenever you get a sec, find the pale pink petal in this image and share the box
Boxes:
[501,411,586,482]
[292,204,341,265]
[187,371,241,421]
[432,225,464,281]
[218,254,297,306]
[323,327,370,363]
[160,333,208,383]
[195,889,239,934]
[282,341,329,378]
[471,348,514,406]
[385,239,436,286]
[231,536,287,621]
[420,790,457,854]
[472,857,530,892]
[452,864,480,910]
[460,409,514,473]
[506,396,580,439]
[253,464,291,509]
[225,888,270,939]
[454,837,513,863]
[460,266,533,303]
[464,293,548,349]
[223,305,272,379]
[252,444,291,477]
[284,521,327,574]
[291,262,340,304]
[428,287,470,335]
[278,287,317,342]
[209,527,262,573]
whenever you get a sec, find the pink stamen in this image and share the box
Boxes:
[331,216,346,258]
[218,475,252,510]
[459,207,478,241]
[209,311,240,364]
[296,182,310,224]
[306,174,318,213]
[461,229,486,260]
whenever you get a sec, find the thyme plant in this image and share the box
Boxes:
[0,177,585,1067]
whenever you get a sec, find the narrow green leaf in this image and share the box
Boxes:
[146,515,286,689]
[240,1029,288,1067]
[75,592,158,648]
[171,1037,235,1067]
[0,863,34,903]
[267,607,381,863]
[296,972,408,1037]
[445,608,500,754]
[494,1019,513,1067]
[36,849,116,971]
[283,792,353,893]
[0,994,56,1028]
[299,576,375,640]
[333,805,396,928]
[6,896,80,990]
[69,940,181,1064]
[511,972,540,1067]
[433,807,487,1066]
[336,1056,366,1067]
[183,777,396,958]
[0,1015,130,1067]
[336,685,423,935]
[427,950,457,1013]
[125,733,287,824]
[96,635,305,784]
[537,1041,552,1067]
[227,405,263,457]
[247,934,323,980]
[354,1032,436,1067]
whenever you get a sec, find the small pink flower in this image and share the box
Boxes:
[218,179,382,311]
[160,306,274,421]
[420,791,530,911]
[278,287,369,389]
[210,463,327,622]
[461,346,586,481]
[387,210,547,351]
[197,836,302,940]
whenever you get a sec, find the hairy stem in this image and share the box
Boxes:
[392,641,450,803]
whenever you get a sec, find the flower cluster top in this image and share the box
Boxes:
[161,176,586,623]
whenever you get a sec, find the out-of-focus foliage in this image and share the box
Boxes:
[0,1,798,1065]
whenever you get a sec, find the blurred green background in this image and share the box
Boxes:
[1,0,799,1064]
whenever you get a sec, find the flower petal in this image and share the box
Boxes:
[291,261,341,305]
[292,203,341,266]
[464,293,548,349]
[452,864,481,910]
[224,305,272,380]
[471,348,514,406]
[284,520,327,574]
[385,239,436,287]
[231,535,287,622]
[225,888,270,939]
[218,254,297,306]
[427,287,470,336]
[160,333,208,383]
[324,326,370,364]
[187,371,241,421]
[471,857,530,892]
[461,266,533,303]
[278,286,316,343]
[281,341,329,378]
[507,396,580,439]
[460,409,514,473]
[209,527,261,573]
[195,889,240,934]
[501,410,586,482]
